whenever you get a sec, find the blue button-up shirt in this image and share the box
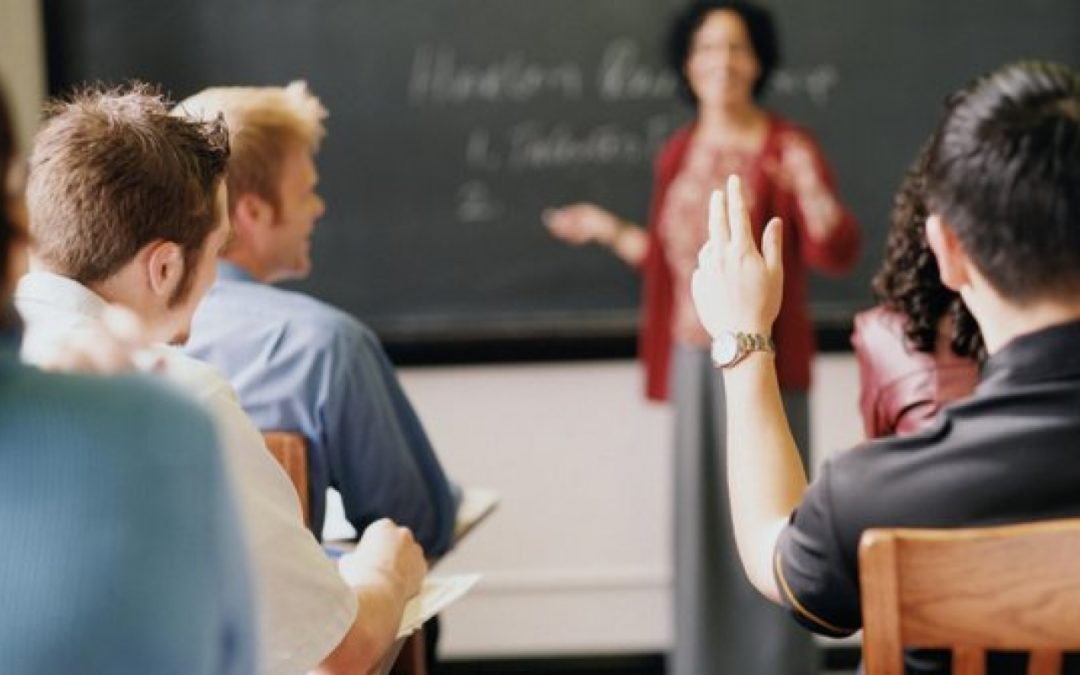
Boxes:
[186,262,457,555]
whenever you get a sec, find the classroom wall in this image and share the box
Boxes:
[0,0,45,149]
[394,355,864,658]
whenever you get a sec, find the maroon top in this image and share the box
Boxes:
[639,118,861,401]
[852,306,980,438]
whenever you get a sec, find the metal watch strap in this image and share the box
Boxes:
[737,332,775,355]
[729,332,775,367]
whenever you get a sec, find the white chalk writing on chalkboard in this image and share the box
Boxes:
[463,114,677,174]
[457,181,503,223]
[456,115,680,224]
[409,46,584,104]
[596,39,678,101]
[410,40,678,106]
[466,130,502,170]
[768,65,839,107]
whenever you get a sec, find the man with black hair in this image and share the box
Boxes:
[692,60,1080,674]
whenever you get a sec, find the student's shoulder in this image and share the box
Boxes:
[13,363,218,462]
[851,306,930,377]
[17,360,195,413]
[825,432,913,495]
[204,281,384,369]
[264,285,382,351]
[147,346,271,433]
[225,280,367,335]
[818,420,954,538]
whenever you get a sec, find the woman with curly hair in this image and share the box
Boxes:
[852,144,982,439]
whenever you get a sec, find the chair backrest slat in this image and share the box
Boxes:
[261,431,310,528]
[1029,651,1063,675]
[861,530,905,675]
[953,645,985,675]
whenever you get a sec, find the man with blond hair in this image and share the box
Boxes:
[179,82,458,554]
[17,83,427,675]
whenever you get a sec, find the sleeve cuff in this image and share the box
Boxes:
[774,549,858,638]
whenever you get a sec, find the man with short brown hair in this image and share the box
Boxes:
[28,84,228,320]
[17,83,428,675]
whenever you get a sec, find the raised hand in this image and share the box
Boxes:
[691,175,784,339]
[779,135,841,240]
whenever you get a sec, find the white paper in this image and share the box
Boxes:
[397,573,482,639]
[453,487,500,543]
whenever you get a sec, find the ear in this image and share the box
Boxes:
[233,191,273,234]
[926,214,970,293]
[143,240,185,301]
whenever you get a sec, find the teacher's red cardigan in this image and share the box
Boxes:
[639,118,861,401]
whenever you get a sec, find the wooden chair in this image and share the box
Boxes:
[262,431,311,528]
[260,431,428,675]
[859,518,1080,675]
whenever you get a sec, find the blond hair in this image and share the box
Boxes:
[176,81,327,213]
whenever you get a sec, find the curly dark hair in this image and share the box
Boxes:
[668,0,780,103]
[872,142,984,360]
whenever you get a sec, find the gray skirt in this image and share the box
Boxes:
[670,345,816,675]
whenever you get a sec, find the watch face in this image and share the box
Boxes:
[711,332,739,366]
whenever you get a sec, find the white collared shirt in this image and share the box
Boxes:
[16,271,358,675]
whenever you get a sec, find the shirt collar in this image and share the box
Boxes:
[979,319,1080,391]
[15,271,110,323]
[216,260,257,283]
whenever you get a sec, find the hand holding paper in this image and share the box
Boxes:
[340,519,427,598]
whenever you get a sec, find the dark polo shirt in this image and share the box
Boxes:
[776,320,1080,674]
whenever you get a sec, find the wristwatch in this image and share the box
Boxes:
[710,331,775,368]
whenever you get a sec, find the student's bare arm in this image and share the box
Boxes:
[690,178,809,602]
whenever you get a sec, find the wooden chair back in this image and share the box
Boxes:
[859,518,1080,675]
[261,431,311,528]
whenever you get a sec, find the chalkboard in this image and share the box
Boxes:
[45,0,1080,350]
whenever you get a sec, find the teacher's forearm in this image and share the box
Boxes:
[607,222,648,267]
